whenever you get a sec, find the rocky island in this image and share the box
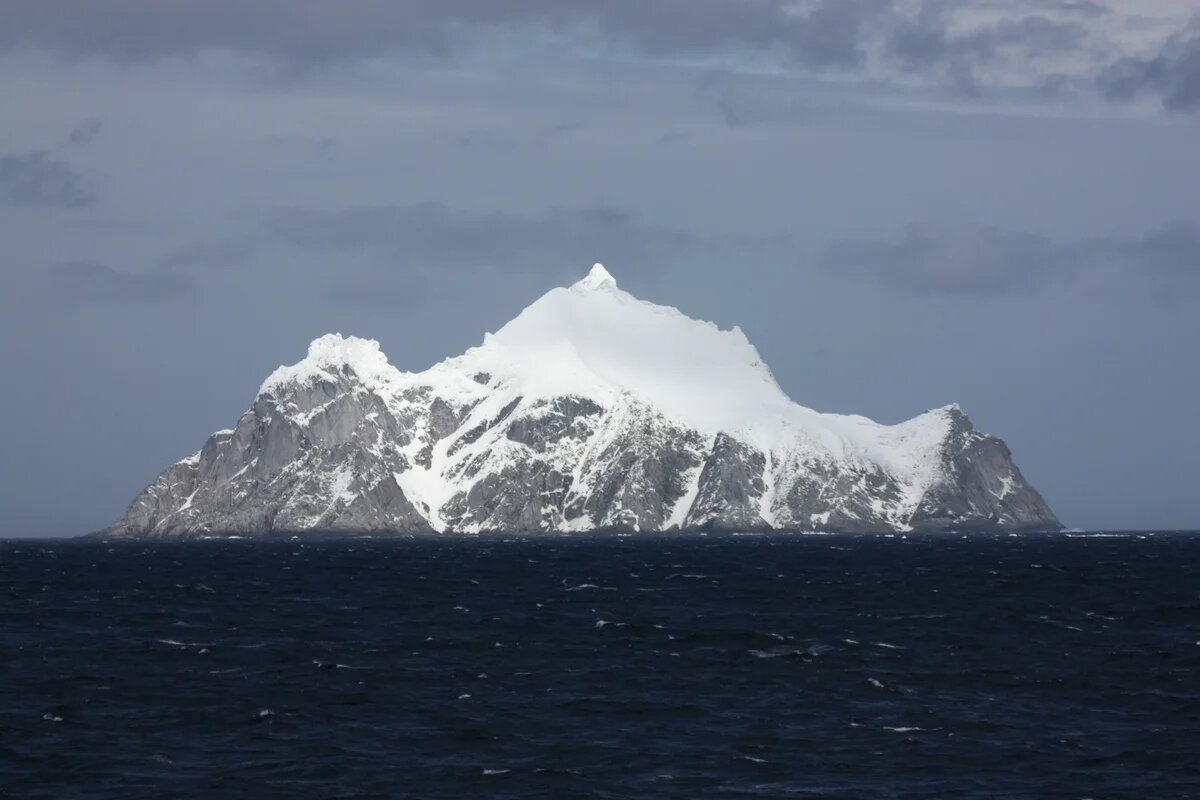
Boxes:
[103,265,1060,536]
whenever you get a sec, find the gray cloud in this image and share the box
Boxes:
[156,237,258,271]
[824,226,1068,295]
[888,4,1089,92]
[452,129,517,151]
[1120,221,1200,278]
[1100,18,1200,111]
[987,0,1108,16]
[43,261,194,303]
[657,128,695,146]
[67,117,102,147]
[825,222,1200,296]
[7,0,1197,112]
[0,150,94,208]
[0,0,891,70]
[696,70,818,127]
[263,133,336,157]
[537,121,585,140]
[312,271,433,313]
[263,203,696,273]
[0,0,1111,90]
[153,205,1200,303]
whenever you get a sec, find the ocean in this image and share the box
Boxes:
[2,532,1198,798]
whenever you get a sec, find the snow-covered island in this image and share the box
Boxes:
[102,264,1060,537]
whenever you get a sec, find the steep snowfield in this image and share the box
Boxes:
[104,264,1060,536]
[468,264,794,432]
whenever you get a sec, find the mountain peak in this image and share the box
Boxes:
[574,263,617,292]
[259,333,397,396]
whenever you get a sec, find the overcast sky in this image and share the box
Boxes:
[2,0,1198,536]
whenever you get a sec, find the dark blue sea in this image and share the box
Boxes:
[2,532,1198,799]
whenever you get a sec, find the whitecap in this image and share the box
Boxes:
[157,638,213,648]
[749,646,814,659]
[313,659,363,670]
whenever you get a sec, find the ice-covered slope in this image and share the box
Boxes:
[458,264,793,435]
[104,265,1060,537]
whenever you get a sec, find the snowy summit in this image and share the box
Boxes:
[103,265,1060,537]
[577,262,618,291]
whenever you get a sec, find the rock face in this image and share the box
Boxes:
[104,265,1060,537]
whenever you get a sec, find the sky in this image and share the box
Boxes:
[1,0,1198,536]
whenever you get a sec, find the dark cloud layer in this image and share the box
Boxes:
[1099,19,1200,111]
[1120,220,1200,278]
[3,0,1196,111]
[888,4,1088,92]
[159,203,1200,303]
[43,261,194,303]
[156,237,258,272]
[823,226,1067,294]
[0,150,93,208]
[0,0,890,69]
[67,117,102,148]
[824,222,1200,295]
[263,203,696,273]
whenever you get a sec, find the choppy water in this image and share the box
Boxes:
[2,532,1199,798]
